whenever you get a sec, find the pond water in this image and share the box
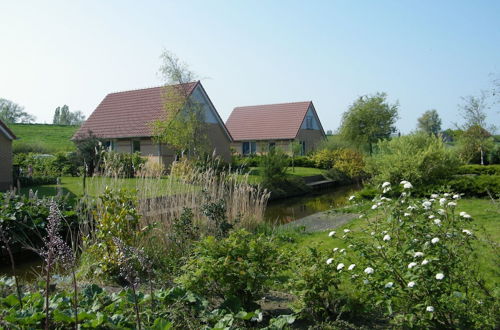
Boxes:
[264,184,361,224]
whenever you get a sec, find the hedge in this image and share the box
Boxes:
[456,165,500,176]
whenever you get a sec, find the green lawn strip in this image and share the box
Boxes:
[245,167,326,184]
[10,123,79,153]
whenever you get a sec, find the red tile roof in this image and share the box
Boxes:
[0,120,16,140]
[73,82,198,140]
[226,101,317,140]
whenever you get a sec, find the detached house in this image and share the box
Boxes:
[226,101,325,155]
[0,120,16,191]
[73,81,232,165]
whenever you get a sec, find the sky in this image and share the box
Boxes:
[1,0,499,133]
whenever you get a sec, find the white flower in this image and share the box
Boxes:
[430,194,439,198]
[437,208,446,215]
[364,267,374,274]
[370,231,375,236]
[333,248,339,252]
[337,263,345,270]
[439,198,447,206]
[385,282,394,288]
[401,192,407,197]
[383,234,391,241]
[408,262,418,269]
[428,215,435,219]
[348,244,353,248]
[433,219,442,226]
[400,180,409,185]
[340,248,346,253]
[348,264,356,270]
[407,205,416,210]
[344,229,350,233]
[403,182,413,189]
[404,212,411,216]
[459,211,471,219]
[382,182,391,188]
[407,281,416,288]
[453,194,460,199]
[422,201,432,209]
[326,258,334,265]
[426,306,434,312]
[348,195,355,201]
[328,231,336,237]
[462,229,472,235]
[414,252,424,258]
[383,187,391,193]
[363,279,369,284]
[421,259,429,265]
[447,201,457,207]
[435,273,445,280]
[377,245,383,249]
[444,193,450,197]
[371,204,378,210]
[431,237,440,244]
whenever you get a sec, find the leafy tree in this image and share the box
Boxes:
[152,51,208,157]
[74,131,105,176]
[417,109,441,136]
[339,92,399,155]
[0,98,35,123]
[53,105,85,125]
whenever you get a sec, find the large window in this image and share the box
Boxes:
[306,116,313,129]
[299,141,306,155]
[242,141,257,155]
[132,140,141,153]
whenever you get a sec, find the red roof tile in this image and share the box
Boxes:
[73,82,198,139]
[226,101,315,140]
[0,120,16,140]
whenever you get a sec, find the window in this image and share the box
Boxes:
[242,141,256,155]
[268,142,276,151]
[132,140,141,153]
[306,116,313,129]
[104,140,115,151]
[299,141,306,155]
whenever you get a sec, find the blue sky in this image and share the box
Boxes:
[1,0,499,132]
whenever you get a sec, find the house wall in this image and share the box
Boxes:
[295,129,325,154]
[0,133,13,191]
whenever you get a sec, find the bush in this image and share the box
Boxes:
[177,229,283,310]
[366,133,459,187]
[313,148,365,182]
[290,156,315,168]
[456,165,500,175]
[18,176,58,187]
[488,145,500,164]
[259,148,289,188]
[312,149,336,169]
[100,151,146,178]
[447,175,500,197]
[13,152,79,177]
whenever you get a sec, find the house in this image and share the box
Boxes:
[225,101,325,155]
[0,120,16,191]
[73,81,233,165]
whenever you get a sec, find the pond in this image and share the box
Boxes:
[264,184,362,224]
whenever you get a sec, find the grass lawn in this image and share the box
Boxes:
[289,198,499,287]
[246,166,325,184]
[10,123,79,153]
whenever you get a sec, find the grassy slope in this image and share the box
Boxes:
[10,123,79,153]
[246,167,325,184]
[291,198,499,286]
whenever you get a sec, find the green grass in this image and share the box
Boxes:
[245,166,326,184]
[10,123,79,154]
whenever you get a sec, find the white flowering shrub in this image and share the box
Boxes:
[334,182,498,328]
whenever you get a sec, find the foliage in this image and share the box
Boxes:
[318,134,357,151]
[366,133,459,187]
[488,145,500,164]
[10,123,79,154]
[14,152,80,177]
[0,98,35,123]
[456,125,495,164]
[339,92,399,154]
[178,230,283,310]
[447,175,500,198]
[101,151,146,178]
[312,148,365,181]
[74,131,105,176]
[52,105,85,125]
[456,164,500,175]
[333,182,499,328]
[259,148,289,187]
[417,109,442,136]
[18,176,58,187]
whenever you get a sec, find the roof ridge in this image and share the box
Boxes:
[107,81,198,96]
[234,100,311,109]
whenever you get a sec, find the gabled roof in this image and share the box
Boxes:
[0,120,16,140]
[73,81,199,140]
[225,101,324,141]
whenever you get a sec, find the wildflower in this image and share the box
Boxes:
[348,195,355,201]
[371,204,378,210]
[326,258,334,265]
[383,234,391,241]
[344,229,350,233]
[422,201,432,209]
[459,211,471,219]
[403,182,413,189]
[401,192,407,197]
[431,237,440,244]
[364,267,374,274]
[407,205,416,210]
[404,212,411,216]
[358,214,364,219]
[462,229,472,235]
[348,244,354,248]
[430,194,439,198]
[348,264,356,270]
[328,231,336,237]
[453,194,460,199]
[337,263,345,270]
[421,259,429,265]
[408,262,417,269]
[426,306,434,312]
[383,187,391,193]
[382,182,391,188]
[340,248,346,253]
[444,193,450,197]
[363,279,369,284]
[370,231,375,236]
[400,180,409,185]
[435,273,445,280]
[377,245,383,249]
[385,282,394,288]
[414,252,424,258]
[333,248,339,252]
[407,281,416,288]
[428,215,435,219]
[437,208,446,215]
[433,219,442,226]
[439,198,447,206]
[447,201,457,207]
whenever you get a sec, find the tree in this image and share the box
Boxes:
[152,51,209,157]
[290,140,302,172]
[457,92,496,165]
[0,98,35,123]
[339,92,399,155]
[53,105,85,125]
[417,109,441,136]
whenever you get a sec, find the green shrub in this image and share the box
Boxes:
[177,229,283,310]
[18,176,57,187]
[447,175,500,197]
[291,156,315,168]
[101,151,145,178]
[366,133,459,187]
[456,165,500,175]
[13,152,79,177]
[313,148,365,183]
[488,145,500,164]
[312,149,336,169]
